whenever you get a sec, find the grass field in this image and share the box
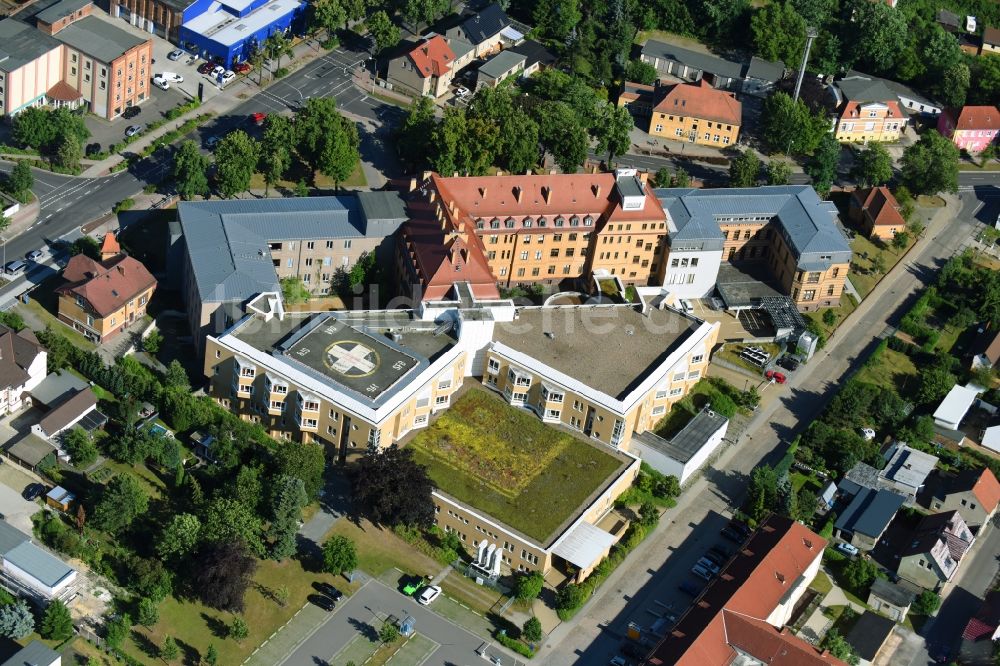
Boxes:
[849,234,914,297]
[804,293,859,340]
[408,390,624,542]
[855,348,920,397]
[326,519,443,579]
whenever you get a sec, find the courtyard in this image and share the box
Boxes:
[407,389,627,543]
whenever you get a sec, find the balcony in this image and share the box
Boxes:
[297,392,320,413]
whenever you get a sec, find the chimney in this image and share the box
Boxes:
[117,265,125,275]
[514,186,522,203]
[453,172,459,178]
[638,171,649,185]
[450,200,458,216]
[592,184,601,198]
[542,186,552,204]
[497,170,504,176]
[549,168,557,175]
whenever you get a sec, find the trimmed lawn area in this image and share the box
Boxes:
[715,342,781,375]
[127,556,361,665]
[805,293,859,340]
[849,234,914,298]
[855,348,919,397]
[14,294,96,353]
[326,518,443,579]
[248,159,367,192]
[407,389,625,543]
[809,570,833,596]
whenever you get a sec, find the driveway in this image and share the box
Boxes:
[281,578,525,666]
[0,463,44,533]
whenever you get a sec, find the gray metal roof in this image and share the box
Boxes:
[837,75,899,104]
[456,2,511,44]
[845,70,939,109]
[869,577,916,607]
[508,39,556,69]
[745,56,784,83]
[479,50,525,79]
[881,444,938,490]
[641,39,743,79]
[177,194,404,304]
[835,487,905,539]
[54,16,148,63]
[655,185,849,259]
[29,370,89,408]
[5,540,75,588]
[0,19,63,73]
[34,0,91,24]
[1,640,60,666]
[357,191,407,223]
[0,521,28,555]
[636,408,728,463]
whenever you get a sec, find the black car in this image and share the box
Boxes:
[122,105,141,119]
[709,545,733,560]
[778,355,800,371]
[728,520,752,538]
[678,580,702,596]
[317,583,342,602]
[621,641,647,659]
[721,526,745,543]
[308,594,335,611]
[703,551,726,567]
[22,483,44,501]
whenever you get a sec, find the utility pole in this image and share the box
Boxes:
[793,27,819,102]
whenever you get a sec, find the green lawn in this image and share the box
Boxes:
[714,342,781,375]
[326,518,444,580]
[805,293,859,340]
[408,389,625,542]
[809,570,833,596]
[855,348,920,397]
[14,296,96,352]
[849,233,914,297]
[248,158,367,192]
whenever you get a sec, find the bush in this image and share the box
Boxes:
[274,67,290,78]
[112,198,135,214]
[913,590,941,615]
[143,329,164,354]
[522,616,542,643]
[321,37,340,49]
[164,98,201,121]
[496,631,535,657]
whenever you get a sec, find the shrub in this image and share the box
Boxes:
[913,590,941,615]
[143,329,163,354]
[522,616,542,643]
[496,631,534,657]
[274,67,290,78]
[112,198,135,214]
[514,571,544,601]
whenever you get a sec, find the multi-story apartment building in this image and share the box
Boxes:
[387,35,459,98]
[831,75,907,143]
[0,0,152,120]
[174,193,408,350]
[937,105,1000,153]
[647,80,741,148]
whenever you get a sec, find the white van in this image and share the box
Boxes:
[4,260,27,277]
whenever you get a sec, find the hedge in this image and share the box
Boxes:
[496,632,534,658]
[165,98,201,120]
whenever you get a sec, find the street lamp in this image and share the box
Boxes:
[793,27,820,103]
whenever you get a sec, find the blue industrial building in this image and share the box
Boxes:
[178,0,304,68]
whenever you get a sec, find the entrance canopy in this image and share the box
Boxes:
[552,521,617,571]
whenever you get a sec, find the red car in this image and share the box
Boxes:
[233,62,253,74]
[197,62,215,74]
[250,112,267,125]
[765,370,787,384]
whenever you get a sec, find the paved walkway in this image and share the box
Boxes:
[798,580,867,645]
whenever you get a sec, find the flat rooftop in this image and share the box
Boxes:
[407,388,631,546]
[635,408,728,463]
[716,262,784,308]
[490,305,700,399]
[229,311,456,404]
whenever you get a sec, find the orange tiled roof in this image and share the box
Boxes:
[652,80,742,126]
[970,468,1000,514]
[407,35,456,79]
[838,100,905,122]
[100,232,120,256]
[56,254,156,317]
[722,611,847,666]
[950,105,1000,131]
[853,186,906,228]
[645,517,835,666]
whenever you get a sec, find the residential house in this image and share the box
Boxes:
[387,35,458,98]
[638,39,744,91]
[897,510,974,590]
[926,467,1000,528]
[475,49,524,90]
[0,641,61,666]
[173,192,407,350]
[444,3,519,58]
[932,383,981,430]
[647,80,741,148]
[845,70,942,117]
[628,406,728,484]
[982,26,1000,55]
[878,442,938,500]
[959,591,1000,665]
[834,487,906,550]
[938,105,1000,153]
[867,578,916,622]
[641,516,847,665]
[970,327,1000,370]
[742,56,784,98]
[56,248,157,343]
[0,520,77,600]
[849,186,907,241]
[831,75,907,143]
[0,326,47,417]
[178,0,305,69]
[31,387,105,441]
[617,81,661,118]
[845,611,897,665]
[506,39,555,79]
[0,0,153,120]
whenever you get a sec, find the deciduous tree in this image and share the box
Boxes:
[55,133,82,170]
[522,616,543,642]
[751,2,806,66]
[215,130,260,198]
[229,616,249,641]
[397,96,436,169]
[514,571,544,601]
[63,426,97,467]
[595,103,634,164]
[92,473,149,535]
[203,498,264,556]
[767,160,791,185]
[805,134,840,194]
[402,0,448,33]
[534,101,588,174]
[625,60,659,85]
[137,597,159,627]
[366,11,400,54]
[7,161,33,200]
[172,140,209,200]
[258,115,293,197]
[272,438,326,500]
[268,475,307,561]
[729,149,761,187]
[760,93,827,155]
[193,541,258,612]
[322,535,358,574]
[533,0,581,40]
[351,444,435,527]
[851,143,893,188]
[901,130,959,195]
[848,0,908,74]
[157,513,202,561]
[295,98,360,187]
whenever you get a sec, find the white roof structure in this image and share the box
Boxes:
[982,425,1000,453]
[552,521,618,571]
[933,384,981,430]
[879,444,937,496]
[183,0,303,46]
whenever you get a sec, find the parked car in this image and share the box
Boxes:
[416,585,441,605]
[455,85,471,97]
[152,75,170,90]
[159,72,183,83]
[610,657,627,666]
[22,483,44,501]
[4,260,26,276]
[709,545,733,561]
[219,70,236,86]
[678,579,702,596]
[249,112,267,125]
[26,249,44,262]
[308,594,335,611]
[125,124,145,137]
[198,62,216,74]
[167,48,185,61]
[203,135,221,149]
[691,564,714,581]
[317,583,342,601]
[721,526,745,543]
[122,105,141,119]
[703,551,726,567]
[233,61,253,74]
[765,369,787,384]
[621,642,647,659]
[777,355,800,371]
[210,65,225,78]
[728,520,752,538]
[696,557,720,574]
[836,542,860,557]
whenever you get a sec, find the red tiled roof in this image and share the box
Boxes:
[407,35,456,79]
[853,186,906,228]
[948,105,1000,131]
[723,611,846,666]
[838,100,905,122]
[652,80,742,126]
[100,232,120,257]
[969,467,1000,514]
[645,517,832,666]
[56,255,156,318]
[46,80,82,102]
[984,26,1000,46]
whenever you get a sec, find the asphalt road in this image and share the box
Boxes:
[282,578,520,666]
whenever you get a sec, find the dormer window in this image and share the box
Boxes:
[523,217,533,228]
[583,215,594,226]
[505,218,515,228]
[570,216,580,227]
[537,216,547,227]
[490,218,500,229]
[475,218,485,229]
[554,216,565,227]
